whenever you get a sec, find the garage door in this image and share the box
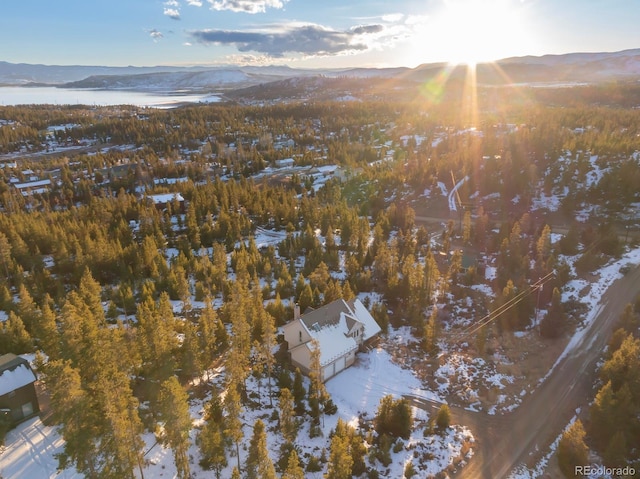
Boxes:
[334,356,346,374]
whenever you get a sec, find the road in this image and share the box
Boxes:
[414,214,640,242]
[408,263,640,478]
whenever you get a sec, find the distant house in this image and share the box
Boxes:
[148,193,185,212]
[0,354,40,425]
[282,298,381,382]
[275,158,295,168]
[13,179,51,197]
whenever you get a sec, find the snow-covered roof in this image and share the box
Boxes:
[299,298,381,366]
[349,298,382,341]
[0,355,37,397]
[149,193,184,204]
[304,314,358,366]
[13,179,51,189]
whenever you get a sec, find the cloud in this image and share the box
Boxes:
[207,0,287,14]
[188,23,385,57]
[164,7,181,19]
[351,24,384,35]
[163,0,181,19]
[382,13,405,23]
[149,29,164,42]
[186,0,203,5]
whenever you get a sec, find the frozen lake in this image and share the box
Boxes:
[0,86,221,108]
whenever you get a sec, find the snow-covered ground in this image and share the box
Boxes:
[0,347,473,479]
[0,417,81,479]
[541,245,640,385]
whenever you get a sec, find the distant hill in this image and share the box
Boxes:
[1,48,639,92]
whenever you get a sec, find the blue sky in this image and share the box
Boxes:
[2,0,639,68]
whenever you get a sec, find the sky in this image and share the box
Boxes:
[2,0,639,69]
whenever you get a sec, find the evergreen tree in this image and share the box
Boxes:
[158,376,192,479]
[279,387,297,444]
[308,339,329,430]
[179,320,201,380]
[224,384,244,473]
[436,404,451,432]
[198,297,218,378]
[325,419,353,479]
[198,393,227,477]
[282,449,305,479]
[292,368,306,415]
[246,419,277,479]
[423,306,438,355]
[557,420,588,479]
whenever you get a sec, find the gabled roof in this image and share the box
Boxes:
[0,354,37,397]
[297,298,382,366]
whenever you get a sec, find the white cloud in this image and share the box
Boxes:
[382,13,404,22]
[149,29,164,42]
[164,7,181,19]
[207,0,287,14]
[186,0,203,5]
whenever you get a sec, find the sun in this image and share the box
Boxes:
[408,0,533,67]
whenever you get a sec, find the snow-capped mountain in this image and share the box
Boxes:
[1,48,639,92]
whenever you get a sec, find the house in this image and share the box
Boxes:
[13,179,52,197]
[282,298,381,382]
[148,193,185,212]
[0,354,40,425]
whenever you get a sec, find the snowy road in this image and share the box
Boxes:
[448,176,469,212]
[452,261,640,479]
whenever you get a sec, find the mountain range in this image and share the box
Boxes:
[1,48,639,93]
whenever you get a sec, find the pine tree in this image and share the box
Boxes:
[158,376,192,479]
[198,392,227,477]
[98,369,146,479]
[557,420,588,478]
[308,339,329,430]
[3,312,34,354]
[436,404,451,432]
[42,359,100,476]
[136,296,177,382]
[423,306,438,355]
[37,301,60,359]
[0,231,11,278]
[325,419,353,479]
[259,309,277,405]
[226,280,251,394]
[180,320,201,380]
[282,449,305,479]
[224,384,244,473]
[246,419,277,479]
[198,297,218,378]
[279,388,297,444]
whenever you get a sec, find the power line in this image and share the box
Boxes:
[454,271,555,340]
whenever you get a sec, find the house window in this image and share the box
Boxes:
[21,402,33,418]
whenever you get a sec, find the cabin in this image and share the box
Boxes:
[282,298,381,382]
[148,193,185,212]
[0,354,39,425]
[13,179,51,197]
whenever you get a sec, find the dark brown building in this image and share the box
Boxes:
[0,354,40,425]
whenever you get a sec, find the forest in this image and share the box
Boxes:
[0,80,639,478]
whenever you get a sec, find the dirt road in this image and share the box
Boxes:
[434,263,640,478]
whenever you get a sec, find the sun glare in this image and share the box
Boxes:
[409,0,533,67]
